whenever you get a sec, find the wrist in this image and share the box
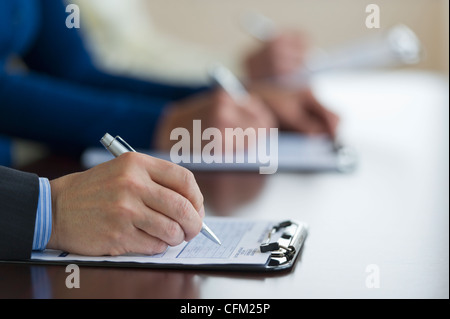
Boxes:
[46,177,63,250]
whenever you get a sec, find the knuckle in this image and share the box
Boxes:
[116,152,137,171]
[166,161,185,180]
[152,240,168,255]
[156,184,170,203]
[176,197,193,222]
[196,192,204,209]
[119,152,142,165]
[107,230,127,253]
[114,198,137,222]
[185,219,203,242]
[182,169,196,187]
[115,173,146,197]
[193,219,203,235]
[115,170,135,190]
[165,221,183,245]
[189,191,204,214]
[125,176,145,194]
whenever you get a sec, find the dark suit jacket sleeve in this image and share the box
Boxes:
[0,166,39,260]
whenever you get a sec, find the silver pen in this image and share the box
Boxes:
[100,133,222,245]
[208,63,250,106]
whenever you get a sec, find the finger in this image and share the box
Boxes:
[198,205,205,219]
[141,181,203,242]
[305,92,339,138]
[321,110,340,138]
[311,107,339,139]
[144,157,204,212]
[133,205,186,247]
[296,115,329,135]
[127,228,169,256]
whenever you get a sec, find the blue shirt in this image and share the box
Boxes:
[0,0,208,154]
[33,178,52,250]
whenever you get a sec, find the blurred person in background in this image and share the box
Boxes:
[0,0,338,166]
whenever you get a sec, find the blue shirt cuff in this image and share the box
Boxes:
[32,178,52,251]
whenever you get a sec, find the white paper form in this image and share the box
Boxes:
[31,218,278,266]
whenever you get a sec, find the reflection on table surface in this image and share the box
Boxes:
[1,263,200,299]
[195,172,267,216]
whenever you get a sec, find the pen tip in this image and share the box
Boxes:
[212,236,221,245]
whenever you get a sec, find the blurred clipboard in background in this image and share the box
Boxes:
[28,218,308,272]
[82,133,358,173]
[240,11,423,88]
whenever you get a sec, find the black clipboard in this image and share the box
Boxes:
[3,220,307,273]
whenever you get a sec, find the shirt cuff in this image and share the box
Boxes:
[32,178,52,251]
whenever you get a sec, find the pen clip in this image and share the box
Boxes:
[115,136,136,153]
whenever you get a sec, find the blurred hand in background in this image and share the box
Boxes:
[244,30,310,81]
[155,89,277,152]
[244,30,340,138]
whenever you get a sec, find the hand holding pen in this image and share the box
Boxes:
[47,136,214,257]
[209,64,339,143]
[101,134,221,245]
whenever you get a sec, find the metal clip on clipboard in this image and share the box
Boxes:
[260,221,308,268]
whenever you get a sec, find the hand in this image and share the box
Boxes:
[251,83,340,138]
[47,152,204,256]
[245,30,309,80]
[155,88,277,151]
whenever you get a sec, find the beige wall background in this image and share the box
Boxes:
[73,0,449,86]
[143,0,448,74]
